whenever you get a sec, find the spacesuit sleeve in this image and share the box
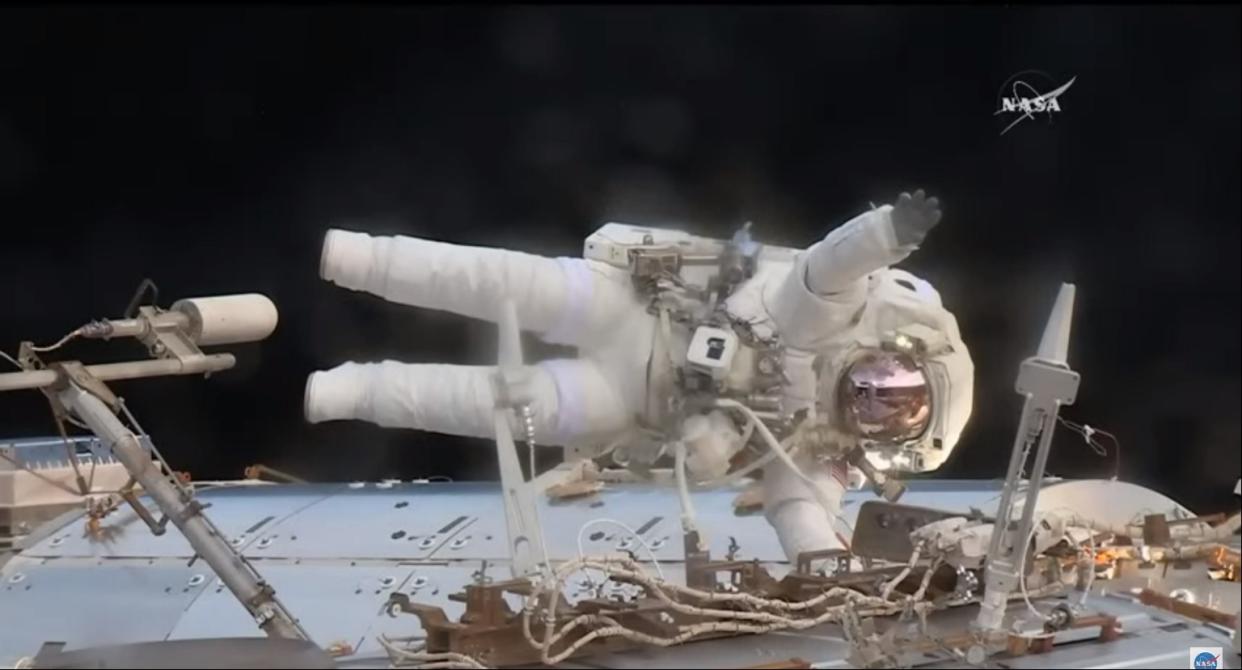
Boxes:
[766,205,918,350]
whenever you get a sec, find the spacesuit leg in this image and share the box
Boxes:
[318,229,636,347]
[304,358,630,445]
[762,457,849,561]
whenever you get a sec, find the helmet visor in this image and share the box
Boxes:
[837,351,931,443]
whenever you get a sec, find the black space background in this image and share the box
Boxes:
[1,7,1238,513]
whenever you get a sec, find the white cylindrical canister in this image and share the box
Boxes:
[171,294,279,346]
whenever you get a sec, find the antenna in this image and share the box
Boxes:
[0,293,309,642]
[1035,283,1075,365]
[974,283,1082,632]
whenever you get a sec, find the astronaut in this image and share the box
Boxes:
[305,189,973,562]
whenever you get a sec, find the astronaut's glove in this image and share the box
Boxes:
[492,365,538,410]
[890,189,942,247]
[680,411,744,480]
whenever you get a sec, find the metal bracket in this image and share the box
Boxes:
[136,305,203,363]
[845,445,906,502]
[119,483,168,536]
[52,361,120,410]
[122,278,160,319]
[852,500,986,563]
[796,548,853,576]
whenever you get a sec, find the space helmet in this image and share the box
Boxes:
[834,348,932,444]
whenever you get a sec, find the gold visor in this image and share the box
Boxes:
[836,350,931,443]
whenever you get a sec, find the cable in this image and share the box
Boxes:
[912,558,941,602]
[574,519,666,581]
[1015,509,1101,621]
[49,399,90,495]
[377,634,489,669]
[548,557,883,614]
[1034,507,1098,610]
[1016,521,1053,622]
[117,398,190,497]
[673,442,703,546]
[512,403,554,580]
[713,399,816,488]
[692,437,797,490]
[0,350,22,370]
[690,411,808,490]
[1078,526,1096,607]
[521,554,914,665]
[737,414,756,447]
[1057,416,1122,479]
[882,542,923,600]
[29,327,84,353]
[1065,419,1107,456]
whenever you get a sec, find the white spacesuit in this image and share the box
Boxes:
[305,190,973,562]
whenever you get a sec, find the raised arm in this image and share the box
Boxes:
[805,189,942,295]
[767,190,943,350]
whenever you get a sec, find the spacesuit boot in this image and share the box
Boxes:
[764,456,851,555]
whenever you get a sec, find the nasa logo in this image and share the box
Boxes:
[1189,647,1223,670]
[994,70,1077,136]
[1000,96,1061,114]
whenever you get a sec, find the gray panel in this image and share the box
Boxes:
[167,561,524,665]
[539,486,685,563]
[16,480,1009,562]
[839,486,1003,530]
[434,484,790,563]
[415,485,546,562]
[0,557,209,666]
[6,478,1233,670]
[244,484,496,560]
[168,563,417,649]
[355,564,497,664]
[690,487,789,561]
[22,485,333,559]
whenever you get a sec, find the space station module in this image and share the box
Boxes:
[304,192,973,561]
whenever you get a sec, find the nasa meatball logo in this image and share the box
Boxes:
[1189,647,1222,669]
[994,70,1076,136]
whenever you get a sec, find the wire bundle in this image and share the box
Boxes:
[519,554,920,666]
[377,635,490,669]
